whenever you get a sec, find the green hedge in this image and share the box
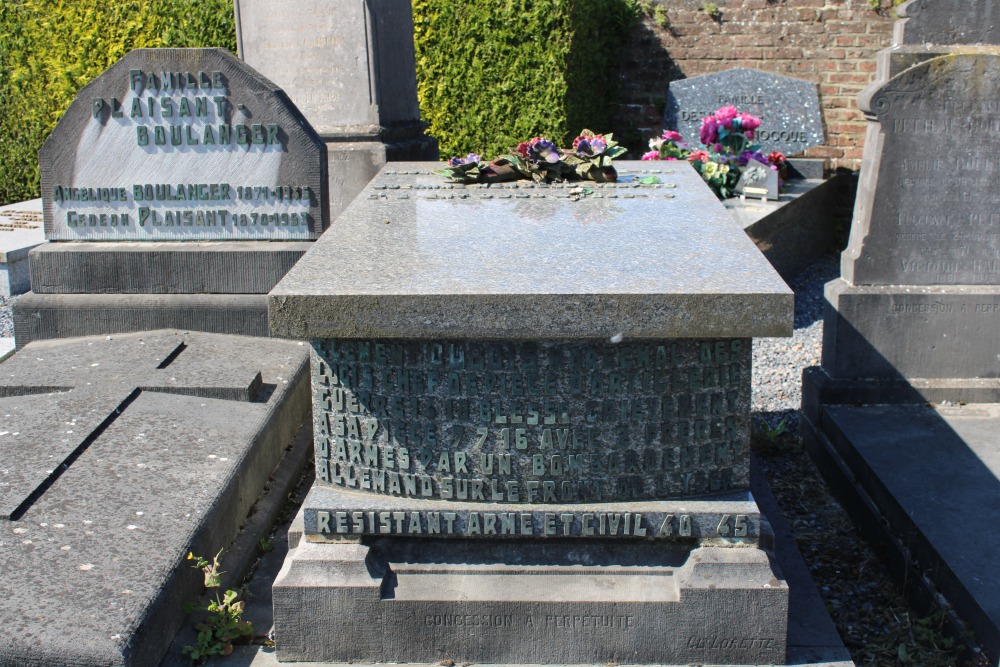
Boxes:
[0,1,638,205]
[0,0,236,205]
[413,0,639,159]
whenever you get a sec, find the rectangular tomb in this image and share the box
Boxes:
[268,161,793,665]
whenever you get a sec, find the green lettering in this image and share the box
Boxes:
[129,69,144,90]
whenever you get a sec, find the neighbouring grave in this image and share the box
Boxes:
[664,69,840,277]
[664,68,824,157]
[0,330,310,666]
[725,172,847,281]
[0,198,44,296]
[236,0,438,219]
[801,1,1000,661]
[14,48,328,346]
[267,161,794,665]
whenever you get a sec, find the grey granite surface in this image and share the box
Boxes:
[269,162,793,340]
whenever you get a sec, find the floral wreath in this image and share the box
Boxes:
[440,130,628,184]
[643,106,788,200]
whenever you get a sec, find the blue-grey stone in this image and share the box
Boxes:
[664,68,824,157]
[895,0,1000,46]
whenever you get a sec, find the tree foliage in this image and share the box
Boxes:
[0,1,639,204]
[412,0,639,158]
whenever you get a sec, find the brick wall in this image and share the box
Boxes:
[614,0,895,171]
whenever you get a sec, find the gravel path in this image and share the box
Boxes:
[0,294,14,339]
[752,253,839,430]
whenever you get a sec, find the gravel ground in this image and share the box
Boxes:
[0,294,14,339]
[751,252,838,430]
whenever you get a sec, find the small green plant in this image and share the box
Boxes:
[182,550,255,663]
[637,1,670,28]
[702,2,721,19]
[652,4,670,28]
[763,416,788,440]
[258,537,272,553]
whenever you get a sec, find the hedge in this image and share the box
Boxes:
[0,1,638,205]
[412,0,639,159]
[0,0,237,205]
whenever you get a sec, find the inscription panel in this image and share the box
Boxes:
[849,54,1000,285]
[663,68,824,156]
[311,338,751,504]
[306,506,758,540]
[827,287,1000,380]
[39,48,328,241]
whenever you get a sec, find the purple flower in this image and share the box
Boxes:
[573,134,607,158]
[528,137,561,164]
[448,153,480,167]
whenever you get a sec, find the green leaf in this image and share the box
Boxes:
[897,643,910,662]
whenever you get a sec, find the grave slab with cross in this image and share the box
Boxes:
[0,329,309,666]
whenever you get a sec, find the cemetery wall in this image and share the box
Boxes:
[618,0,895,170]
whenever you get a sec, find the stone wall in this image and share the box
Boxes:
[616,0,895,171]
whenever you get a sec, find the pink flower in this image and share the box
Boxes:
[714,105,739,128]
[700,116,720,145]
[768,151,787,165]
[664,156,678,161]
[745,130,755,140]
[736,112,760,131]
[688,149,710,163]
[661,130,683,142]
[641,150,661,160]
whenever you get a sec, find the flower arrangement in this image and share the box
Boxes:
[440,130,628,184]
[643,106,788,200]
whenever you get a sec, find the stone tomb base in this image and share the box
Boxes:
[816,279,1000,404]
[273,487,788,665]
[0,330,311,666]
[800,400,1000,663]
[13,241,312,347]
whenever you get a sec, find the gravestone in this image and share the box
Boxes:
[235,0,438,220]
[0,198,44,296]
[14,48,328,346]
[895,0,1000,46]
[664,68,824,156]
[0,329,310,666]
[268,161,794,665]
[801,4,1000,661]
